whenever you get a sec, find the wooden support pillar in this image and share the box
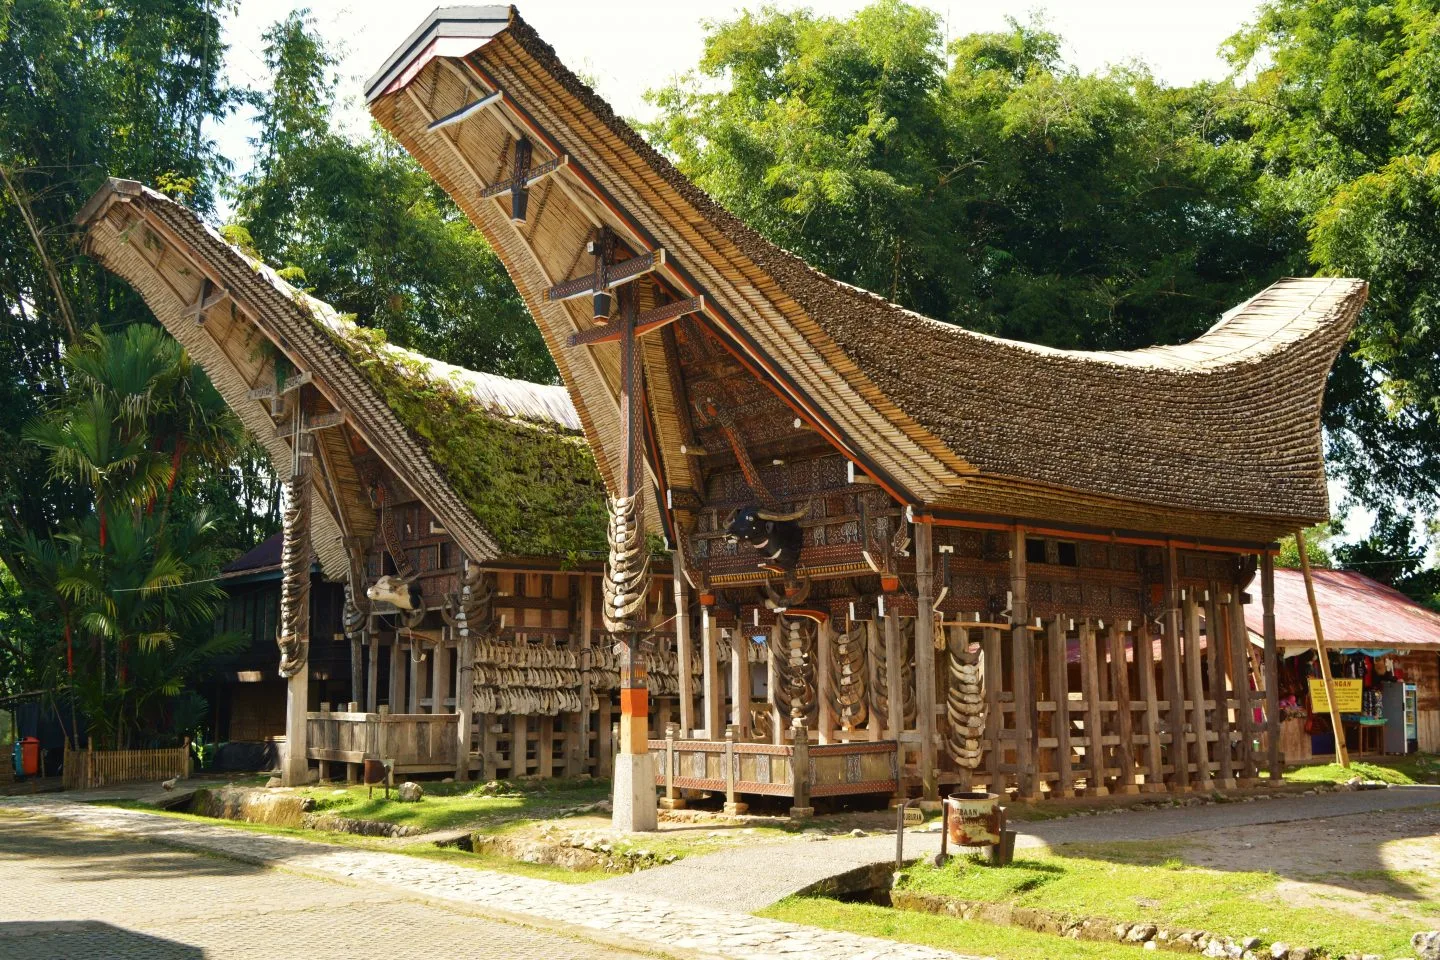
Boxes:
[1261,553,1281,780]
[701,607,724,739]
[1135,616,1165,792]
[729,627,751,739]
[1183,589,1213,790]
[1009,527,1036,800]
[769,622,786,745]
[1078,619,1107,796]
[1296,533,1348,768]
[815,617,834,745]
[432,637,450,715]
[389,637,403,711]
[1206,585,1235,789]
[537,716,554,778]
[1047,617,1074,798]
[1108,623,1138,794]
[1163,545,1190,791]
[597,695,613,778]
[579,574,594,774]
[883,610,903,741]
[982,626,1003,793]
[914,521,939,800]
[350,636,363,708]
[673,553,695,735]
[1229,588,1257,780]
[408,637,422,714]
[512,713,529,777]
[865,619,884,742]
[365,619,379,713]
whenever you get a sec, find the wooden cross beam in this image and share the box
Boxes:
[274,410,344,439]
[547,227,666,320]
[478,136,568,223]
[567,295,703,347]
[184,278,231,326]
[247,369,313,416]
[427,89,503,131]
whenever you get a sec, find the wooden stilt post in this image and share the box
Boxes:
[365,618,379,712]
[432,636,450,715]
[1047,617,1074,798]
[914,521,939,800]
[1228,588,1257,781]
[770,621,786,745]
[1205,584,1234,789]
[816,616,834,745]
[865,619,884,742]
[1261,553,1282,780]
[1163,545,1190,791]
[1184,589,1213,791]
[982,626,1003,794]
[512,713,530,778]
[351,637,363,708]
[883,609,903,743]
[673,553,694,735]
[728,626,751,739]
[701,606,724,739]
[1009,527,1036,800]
[389,637,403,711]
[1078,619,1107,796]
[1296,532,1348,768]
[579,574,595,774]
[1135,617,1165,792]
[1108,623,1138,794]
[408,636,422,713]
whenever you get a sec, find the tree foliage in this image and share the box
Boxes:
[232,11,554,381]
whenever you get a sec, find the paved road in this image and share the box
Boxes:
[0,816,652,960]
[0,799,979,960]
[596,784,1440,912]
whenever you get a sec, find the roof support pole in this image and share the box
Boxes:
[1206,584,1235,790]
[729,626,751,740]
[1296,533,1349,768]
[1184,589,1213,791]
[1010,527,1037,800]
[673,553,694,735]
[701,606,724,741]
[1261,553,1281,780]
[914,521,938,800]
[1163,545,1191,791]
[279,396,315,788]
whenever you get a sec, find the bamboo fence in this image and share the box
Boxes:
[62,739,191,791]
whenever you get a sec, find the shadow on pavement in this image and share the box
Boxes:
[0,921,203,959]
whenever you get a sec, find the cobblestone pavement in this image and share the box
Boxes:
[598,784,1440,912]
[0,798,985,960]
[0,815,656,960]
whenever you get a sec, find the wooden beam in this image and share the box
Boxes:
[427,89,503,131]
[816,616,834,745]
[1184,589,1213,790]
[983,626,1003,793]
[770,621,785,745]
[1135,616,1165,792]
[1206,584,1235,789]
[567,296,704,347]
[674,554,694,734]
[1229,588,1257,780]
[1010,527,1036,799]
[701,605,724,739]
[1078,619,1107,796]
[1262,553,1281,780]
[1108,623,1138,794]
[1296,532,1349,768]
[1047,616,1074,798]
[914,521,938,799]
[883,610,903,743]
[729,626,751,739]
[1163,545,1191,791]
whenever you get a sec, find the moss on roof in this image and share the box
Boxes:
[326,323,608,561]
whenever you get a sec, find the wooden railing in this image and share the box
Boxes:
[651,726,898,818]
[62,740,191,791]
[306,708,458,772]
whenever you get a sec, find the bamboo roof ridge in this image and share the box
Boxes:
[367,6,1367,544]
[76,179,604,569]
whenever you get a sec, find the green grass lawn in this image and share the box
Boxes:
[759,897,1133,960]
[86,801,610,883]
[1284,752,1439,785]
[294,776,610,834]
[890,842,1414,957]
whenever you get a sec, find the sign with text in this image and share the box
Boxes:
[1308,677,1363,713]
[903,807,925,827]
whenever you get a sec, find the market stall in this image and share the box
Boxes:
[1245,568,1439,762]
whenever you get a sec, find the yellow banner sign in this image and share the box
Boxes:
[1309,677,1363,713]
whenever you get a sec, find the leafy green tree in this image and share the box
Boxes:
[645,3,1294,351]
[233,10,554,381]
[20,325,243,748]
[1226,0,1440,530]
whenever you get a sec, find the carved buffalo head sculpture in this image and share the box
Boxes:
[367,574,423,611]
[726,504,807,573]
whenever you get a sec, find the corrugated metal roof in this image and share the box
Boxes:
[1244,568,1440,652]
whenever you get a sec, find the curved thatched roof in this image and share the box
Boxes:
[76,179,604,568]
[367,6,1365,543]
